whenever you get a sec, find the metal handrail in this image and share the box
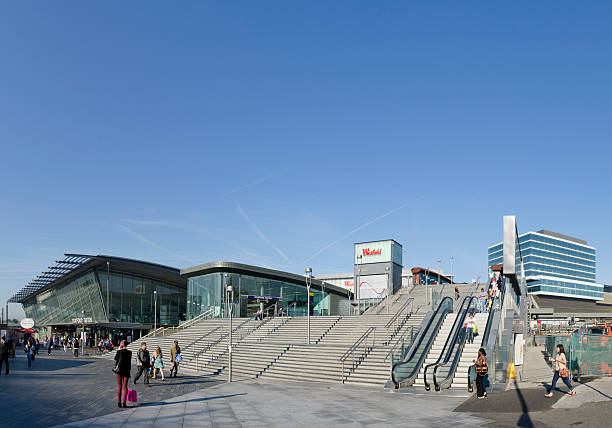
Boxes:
[339,327,376,383]
[384,324,416,366]
[428,296,477,391]
[392,296,454,388]
[385,298,414,329]
[468,277,506,392]
[423,296,474,390]
[258,316,291,341]
[194,319,250,371]
[183,326,221,352]
[140,327,164,339]
[163,308,215,336]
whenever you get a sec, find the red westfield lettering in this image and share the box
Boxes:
[362,248,382,256]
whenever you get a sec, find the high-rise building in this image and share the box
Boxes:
[488,230,603,301]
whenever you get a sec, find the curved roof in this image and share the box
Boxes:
[9,253,183,303]
[181,261,349,296]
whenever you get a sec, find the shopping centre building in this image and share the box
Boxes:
[9,254,351,342]
[488,230,604,301]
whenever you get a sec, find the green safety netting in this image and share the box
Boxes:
[546,333,612,377]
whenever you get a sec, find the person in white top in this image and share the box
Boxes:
[545,344,576,397]
[465,313,475,344]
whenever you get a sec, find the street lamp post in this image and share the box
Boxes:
[450,256,454,285]
[153,290,158,331]
[106,261,110,322]
[437,259,442,287]
[426,267,430,307]
[357,255,362,315]
[385,266,390,315]
[305,267,312,344]
[81,310,85,347]
[226,274,233,383]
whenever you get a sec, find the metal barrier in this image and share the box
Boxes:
[545,333,612,378]
[384,297,414,343]
[339,327,376,383]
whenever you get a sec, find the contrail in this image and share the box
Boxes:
[303,201,412,264]
[116,225,196,264]
[235,201,293,265]
[222,170,287,198]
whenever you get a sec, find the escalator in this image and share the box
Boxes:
[422,296,476,391]
[467,277,507,392]
[391,296,453,388]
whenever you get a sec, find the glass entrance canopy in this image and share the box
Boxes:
[181,262,350,319]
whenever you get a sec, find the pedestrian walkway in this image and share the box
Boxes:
[0,351,221,428]
[54,379,490,427]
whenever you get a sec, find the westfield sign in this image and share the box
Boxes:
[362,248,382,256]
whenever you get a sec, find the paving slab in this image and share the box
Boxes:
[54,379,491,427]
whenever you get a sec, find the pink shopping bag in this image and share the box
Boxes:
[127,388,137,403]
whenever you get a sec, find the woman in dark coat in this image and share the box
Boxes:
[114,340,132,408]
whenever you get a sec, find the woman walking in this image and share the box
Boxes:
[473,348,488,399]
[152,346,165,381]
[114,340,132,408]
[545,344,576,397]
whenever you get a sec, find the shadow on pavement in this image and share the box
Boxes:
[137,393,247,407]
[574,380,612,400]
[514,381,535,428]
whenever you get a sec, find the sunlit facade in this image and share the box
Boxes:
[488,230,603,301]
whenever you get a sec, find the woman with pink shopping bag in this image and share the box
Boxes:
[113,340,132,408]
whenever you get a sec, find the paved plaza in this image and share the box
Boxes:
[0,350,610,427]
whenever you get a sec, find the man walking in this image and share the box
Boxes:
[134,342,150,387]
[0,336,10,375]
[169,340,181,378]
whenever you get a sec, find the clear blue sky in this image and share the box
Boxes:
[2,2,611,318]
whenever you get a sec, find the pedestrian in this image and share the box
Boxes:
[25,340,33,368]
[63,338,68,353]
[113,340,132,408]
[454,286,460,301]
[73,337,80,358]
[478,288,488,313]
[473,348,488,399]
[0,336,10,375]
[134,342,150,387]
[152,346,165,380]
[545,344,576,397]
[47,338,53,356]
[169,340,181,378]
[255,307,263,321]
[465,313,475,344]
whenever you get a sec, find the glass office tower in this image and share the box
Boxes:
[488,230,603,300]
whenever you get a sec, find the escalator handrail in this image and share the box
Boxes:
[423,296,475,390]
[467,277,507,391]
[391,296,453,387]
[433,302,475,391]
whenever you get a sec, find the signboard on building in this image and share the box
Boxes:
[20,318,35,329]
[72,317,93,324]
[354,240,403,266]
[358,274,388,299]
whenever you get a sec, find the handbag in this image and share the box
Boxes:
[560,367,570,378]
[126,389,137,403]
[175,354,183,363]
[112,361,121,374]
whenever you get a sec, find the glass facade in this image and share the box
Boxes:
[22,270,107,326]
[23,268,186,326]
[488,231,603,300]
[97,270,185,324]
[187,272,329,319]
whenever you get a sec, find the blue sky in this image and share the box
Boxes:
[2,2,611,318]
